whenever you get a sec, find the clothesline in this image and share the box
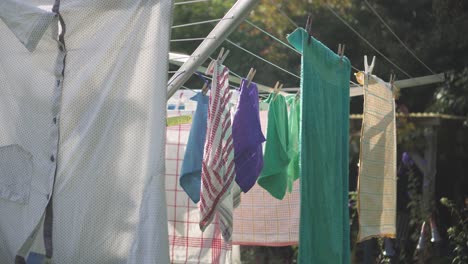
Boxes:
[174,0,210,6]
[170,1,422,83]
[171,15,363,87]
[362,0,439,78]
[168,0,445,99]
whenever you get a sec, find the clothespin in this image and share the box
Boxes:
[364,55,376,75]
[206,48,229,75]
[273,81,283,100]
[337,44,345,63]
[295,89,301,100]
[201,82,209,95]
[219,48,230,65]
[205,60,215,75]
[305,15,313,46]
[354,55,376,85]
[246,68,256,88]
[216,47,225,61]
[389,71,399,99]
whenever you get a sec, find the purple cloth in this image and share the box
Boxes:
[232,79,266,192]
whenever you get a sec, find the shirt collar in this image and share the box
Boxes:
[0,0,56,52]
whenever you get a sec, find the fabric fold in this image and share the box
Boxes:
[286,95,301,193]
[232,79,266,193]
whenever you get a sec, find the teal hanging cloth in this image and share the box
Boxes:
[288,28,351,264]
[257,93,290,200]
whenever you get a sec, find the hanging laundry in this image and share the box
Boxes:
[0,1,173,263]
[257,93,290,200]
[166,108,232,264]
[180,92,209,203]
[286,95,301,193]
[288,28,351,264]
[199,63,236,242]
[233,110,300,246]
[232,79,266,193]
[357,74,396,241]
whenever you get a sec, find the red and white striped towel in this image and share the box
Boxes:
[200,63,236,242]
[166,109,232,264]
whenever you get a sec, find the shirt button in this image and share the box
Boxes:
[50,155,55,162]
[56,80,61,86]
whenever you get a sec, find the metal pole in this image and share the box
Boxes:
[349,73,445,97]
[167,0,260,99]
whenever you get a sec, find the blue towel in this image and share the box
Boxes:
[180,92,209,203]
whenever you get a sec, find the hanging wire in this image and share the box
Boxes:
[244,20,301,55]
[168,70,186,86]
[174,0,209,6]
[171,37,215,42]
[208,55,244,80]
[225,39,301,79]
[181,85,199,94]
[325,4,413,78]
[172,17,233,29]
[169,55,201,61]
[228,69,243,79]
[363,0,439,77]
[269,0,299,28]
[244,20,363,80]
[196,71,239,90]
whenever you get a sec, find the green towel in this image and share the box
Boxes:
[288,28,351,264]
[257,93,290,200]
[286,95,300,193]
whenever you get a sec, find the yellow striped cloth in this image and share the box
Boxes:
[357,74,397,241]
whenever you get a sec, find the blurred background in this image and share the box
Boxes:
[170,1,468,263]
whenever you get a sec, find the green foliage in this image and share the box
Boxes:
[429,68,468,116]
[440,197,468,264]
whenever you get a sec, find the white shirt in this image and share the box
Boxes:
[0,1,172,263]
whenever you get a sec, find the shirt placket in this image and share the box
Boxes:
[43,2,67,260]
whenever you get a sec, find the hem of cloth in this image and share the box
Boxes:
[232,241,299,247]
[358,233,397,243]
[199,178,235,231]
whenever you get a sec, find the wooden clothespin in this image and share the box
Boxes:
[246,68,256,88]
[216,47,225,61]
[206,48,229,75]
[305,15,313,46]
[273,81,283,100]
[201,81,209,95]
[219,49,230,65]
